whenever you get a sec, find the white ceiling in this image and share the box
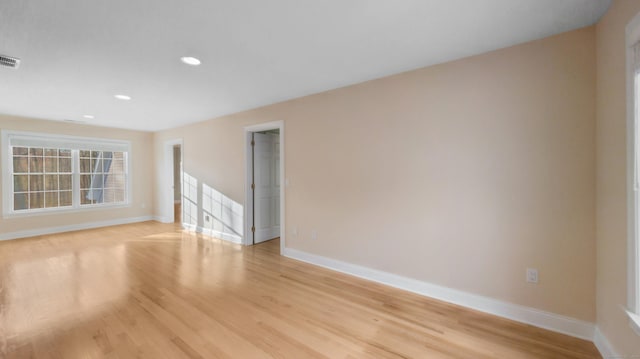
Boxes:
[0,0,611,131]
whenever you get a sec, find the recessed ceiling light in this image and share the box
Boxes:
[83,115,95,119]
[180,56,201,66]
[114,94,131,101]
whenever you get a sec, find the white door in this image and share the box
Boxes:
[253,133,280,243]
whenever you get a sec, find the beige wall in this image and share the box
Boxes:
[154,27,597,321]
[0,114,154,235]
[596,0,640,355]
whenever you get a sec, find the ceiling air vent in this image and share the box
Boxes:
[0,55,20,69]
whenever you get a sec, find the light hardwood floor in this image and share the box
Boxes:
[0,222,600,358]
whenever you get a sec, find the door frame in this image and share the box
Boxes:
[244,121,285,253]
[163,138,183,224]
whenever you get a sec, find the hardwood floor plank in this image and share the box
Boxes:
[0,222,601,358]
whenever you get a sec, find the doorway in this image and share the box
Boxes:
[244,121,285,251]
[172,144,182,223]
[164,138,183,224]
[252,130,280,243]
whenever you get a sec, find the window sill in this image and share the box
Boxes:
[3,202,131,219]
[627,310,640,336]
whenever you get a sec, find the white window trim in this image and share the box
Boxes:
[626,11,640,336]
[1,130,133,218]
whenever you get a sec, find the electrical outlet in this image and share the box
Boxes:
[292,226,298,237]
[526,268,539,284]
[311,230,318,241]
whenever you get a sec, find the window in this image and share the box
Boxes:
[12,146,73,210]
[636,64,640,315]
[2,131,131,216]
[627,21,640,334]
[79,150,127,205]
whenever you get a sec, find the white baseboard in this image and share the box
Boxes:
[182,223,243,244]
[0,216,154,241]
[283,247,595,341]
[153,215,173,223]
[593,327,619,358]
